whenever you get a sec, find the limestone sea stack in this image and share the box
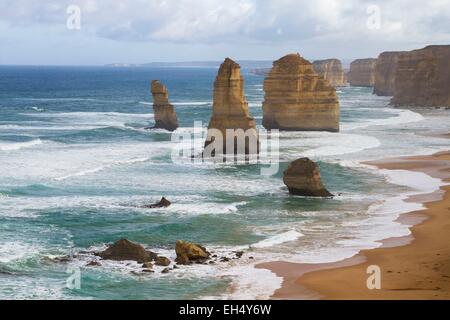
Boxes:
[313,59,347,87]
[391,45,450,107]
[262,53,340,132]
[347,58,377,87]
[204,58,259,155]
[151,80,179,131]
[283,158,333,197]
[373,52,404,96]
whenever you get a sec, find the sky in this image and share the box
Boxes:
[1,0,450,65]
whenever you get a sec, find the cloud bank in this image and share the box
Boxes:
[1,0,450,64]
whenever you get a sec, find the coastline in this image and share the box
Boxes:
[258,150,450,299]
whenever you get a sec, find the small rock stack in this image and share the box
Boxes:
[151,80,179,131]
[283,158,333,197]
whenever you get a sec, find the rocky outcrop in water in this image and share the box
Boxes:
[373,52,403,96]
[143,197,171,209]
[283,158,333,197]
[347,58,377,87]
[204,58,259,155]
[391,45,450,107]
[175,240,210,265]
[98,239,157,263]
[151,80,179,131]
[313,59,347,87]
[262,53,340,132]
[155,256,171,266]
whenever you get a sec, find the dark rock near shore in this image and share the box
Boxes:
[155,256,171,266]
[86,261,102,267]
[142,262,154,269]
[143,197,171,209]
[97,239,157,263]
[175,240,210,265]
[283,158,333,197]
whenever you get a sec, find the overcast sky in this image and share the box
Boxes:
[1,0,449,65]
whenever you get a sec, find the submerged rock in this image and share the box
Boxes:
[391,45,450,107]
[347,58,377,87]
[98,239,157,263]
[86,261,102,267]
[262,53,340,132]
[143,197,171,209]
[150,80,179,131]
[283,158,333,197]
[142,262,154,269]
[175,240,210,265]
[204,58,259,156]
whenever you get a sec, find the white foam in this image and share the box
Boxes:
[204,265,283,300]
[54,157,151,181]
[342,108,424,131]
[251,230,303,249]
[0,139,43,151]
[280,132,381,159]
[0,241,41,263]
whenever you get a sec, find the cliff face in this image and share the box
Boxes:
[151,81,179,131]
[204,58,259,155]
[347,58,377,87]
[391,45,450,107]
[313,59,347,87]
[262,53,340,132]
[373,52,403,96]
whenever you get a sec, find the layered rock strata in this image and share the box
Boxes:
[175,240,210,265]
[313,59,347,87]
[262,53,340,132]
[347,58,377,87]
[283,158,333,197]
[151,80,179,131]
[391,45,450,107]
[204,58,259,156]
[373,52,403,96]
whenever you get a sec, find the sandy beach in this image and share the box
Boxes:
[259,151,450,300]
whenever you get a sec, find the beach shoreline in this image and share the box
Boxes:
[258,150,450,300]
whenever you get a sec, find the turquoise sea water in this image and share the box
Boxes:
[0,66,449,299]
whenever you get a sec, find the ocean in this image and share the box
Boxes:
[0,65,449,299]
